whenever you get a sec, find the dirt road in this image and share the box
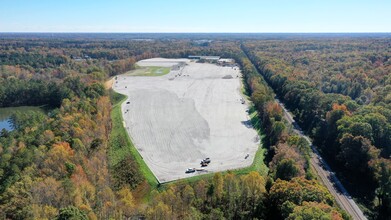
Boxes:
[276,99,367,220]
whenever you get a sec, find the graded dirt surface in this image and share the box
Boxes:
[104,77,114,90]
[113,58,259,182]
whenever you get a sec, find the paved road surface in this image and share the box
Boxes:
[276,98,367,220]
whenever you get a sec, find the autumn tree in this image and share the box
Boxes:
[287,202,344,220]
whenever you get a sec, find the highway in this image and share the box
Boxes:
[276,98,367,220]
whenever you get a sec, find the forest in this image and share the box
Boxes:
[0,34,389,219]
[242,38,391,219]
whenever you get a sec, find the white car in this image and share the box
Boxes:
[185,168,196,173]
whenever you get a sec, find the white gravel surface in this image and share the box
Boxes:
[113,58,259,182]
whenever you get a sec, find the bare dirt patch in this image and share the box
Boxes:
[104,78,114,89]
[113,58,259,182]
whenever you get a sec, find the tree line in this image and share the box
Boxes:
[1,36,378,219]
[242,38,391,219]
[0,38,243,219]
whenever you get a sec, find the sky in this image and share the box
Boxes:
[0,0,390,33]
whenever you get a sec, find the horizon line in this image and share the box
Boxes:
[1,32,391,34]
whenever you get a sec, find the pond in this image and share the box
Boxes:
[0,106,43,131]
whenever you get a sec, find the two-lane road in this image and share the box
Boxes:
[276,98,367,220]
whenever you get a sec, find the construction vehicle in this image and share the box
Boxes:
[202,157,211,164]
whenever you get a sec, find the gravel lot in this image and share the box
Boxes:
[113,58,259,182]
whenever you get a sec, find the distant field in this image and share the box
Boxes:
[125,66,170,76]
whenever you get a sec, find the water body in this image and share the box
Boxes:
[0,106,43,131]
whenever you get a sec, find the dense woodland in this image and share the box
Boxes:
[242,38,391,219]
[0,38,143,219]
[0,34,389,219]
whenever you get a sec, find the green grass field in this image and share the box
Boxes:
[125,66,170,76]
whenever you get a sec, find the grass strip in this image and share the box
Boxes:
[108,90,159,191]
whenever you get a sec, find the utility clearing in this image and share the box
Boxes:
[113,58,259,182]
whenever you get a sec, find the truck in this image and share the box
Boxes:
[203,157,211,163]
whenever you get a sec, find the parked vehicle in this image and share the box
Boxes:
[202,157,211,164]
[185,168,196,173]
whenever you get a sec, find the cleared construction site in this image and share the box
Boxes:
[113,58,259,182]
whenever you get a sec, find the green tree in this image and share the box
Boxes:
[112,155,143,189]
[56,206,88,220]
[338,134,379,177]
[371,159,391,219]
[182,184,195,208]
[275,158,301,181]
[271,121,286,145]
[146,202,172,220]
[240,171,266,217]
[212,173,224,204]
[0,175,33,219]
[287,202,344,220]
[269,177,334,217]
